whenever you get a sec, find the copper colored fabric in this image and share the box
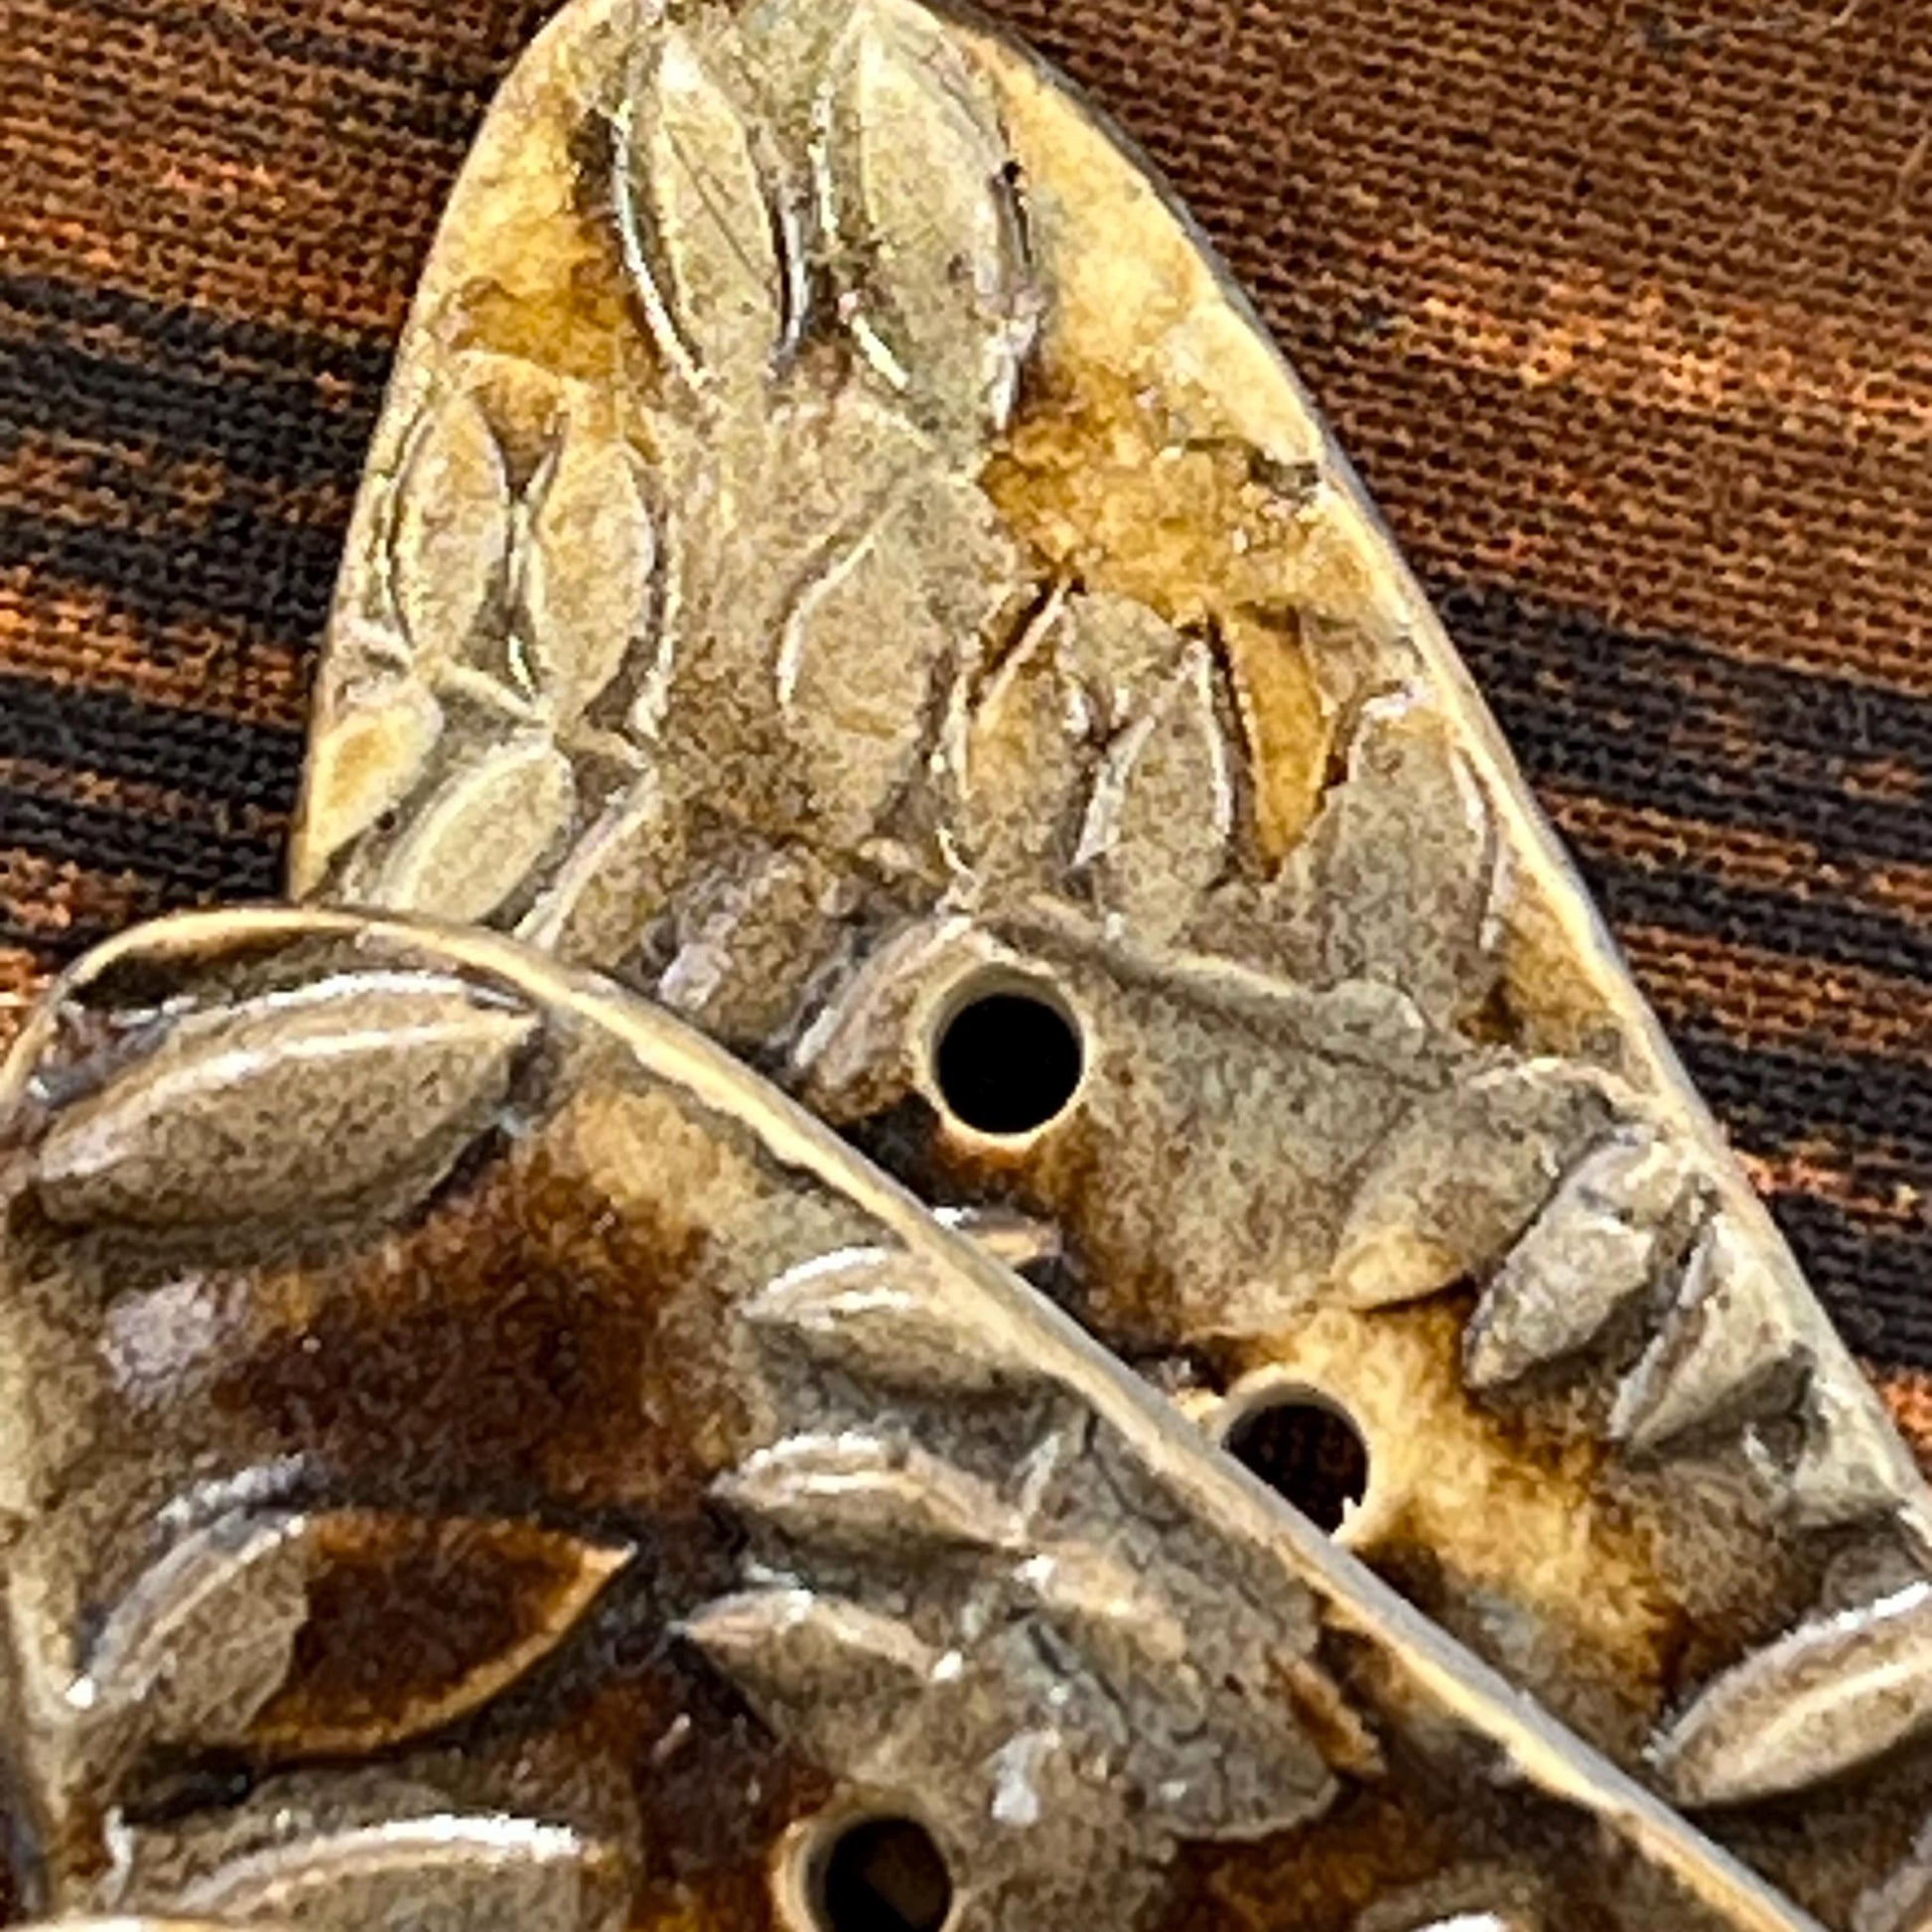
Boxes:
[3,0,1930,1420]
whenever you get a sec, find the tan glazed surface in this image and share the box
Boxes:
[0,2,1930,1929]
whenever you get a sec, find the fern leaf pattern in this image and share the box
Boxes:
[281,0,1932,1917]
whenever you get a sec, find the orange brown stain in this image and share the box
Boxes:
[983,368,1336,858]
[1877,1368,1932,1477]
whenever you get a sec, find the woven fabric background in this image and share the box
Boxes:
[4,0,1931,1435]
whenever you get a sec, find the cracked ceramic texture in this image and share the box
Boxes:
[289,0,1932,1909]
[0,909,1849,1932]
[287,0,1932,1915]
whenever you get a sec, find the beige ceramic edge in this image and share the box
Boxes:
[287,0,1907,1534]
[0,902,1830,1932]
[212,0,1932,1919]
[296,0,1725,1145]
[953,2,1895,1521]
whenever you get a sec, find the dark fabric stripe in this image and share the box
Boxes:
[0,275,393,386]
[0,675,306,807]
[7,512,1932,997]
[1671,1026,1932,1170]
[0,915,92,954]
[0,897,148,957]
[1580,847,1932,989]
[2,743,1920,1168]
[0,507,341,650]
[1770,1191,1932,1369]
[0,331,382,490]
[1,668,1922,1033]
[0,786,282,897]
[0,903,149,961]
[7,378,1928,874]
[1440,580,1932,870]
[6,443,1932,879]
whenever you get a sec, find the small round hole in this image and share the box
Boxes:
[811,1815,953,1932]
[932,981,1082,1137]
[1224,1393,1369,1535]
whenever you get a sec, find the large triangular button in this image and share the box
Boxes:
[288,0,1930,1922]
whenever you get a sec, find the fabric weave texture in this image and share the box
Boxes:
[3,0,1931,1437]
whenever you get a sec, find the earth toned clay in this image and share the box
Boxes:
[0,909,1854,1932]
[3,0,1931,1927]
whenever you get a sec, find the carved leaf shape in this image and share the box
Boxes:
[171,1815,625,1932]
[391,392,512,672]
[746,1244,1055,1393]
[1302,695,1496,1024]
[819,0,1033,438]
[631,23,785,382]
[1010,1544,1341,1840]
[373,736,577,924]
[293,676,444,894]
[657,845,845,1043]
[73,1510,625,1775]
[246,1514,629,1757]
[76,1509,312,1764]
[716,1433,1023,1557]
[775,489,951,848]
[1074,632,1234,944]
[521,425,656,725]
[1332,1062,1616,1308]
[1015,1541,1190,1679]
[681,1587,935,1773]
[1035,1581,1341,1845]
[1463,1129,1685,1391]
[932,1204,1062,1274]
[1059,590,1200,735]
[35,975,535,1230]
[516,772,685,968]
[1132,1682,1337,1842]
[959,592,1087,888]
[1651,1582,1932,1806]
[1610,1211,1807,1453]
[1791,1367,1926,1531]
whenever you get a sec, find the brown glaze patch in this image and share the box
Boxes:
[209,1118,724,1516]
[1220,610,1332,868]
[984,371,1315,619]
[1223,1300,1686,1756]
[253,1512,629,1755]
[1491,865,1636,1069]
[1165,1784,1454,1932]
[615,1665,834,1932]
[440,104,655,394]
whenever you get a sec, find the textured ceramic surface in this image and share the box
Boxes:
[0,908,1859,1932]
[3,0,1930,1927]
